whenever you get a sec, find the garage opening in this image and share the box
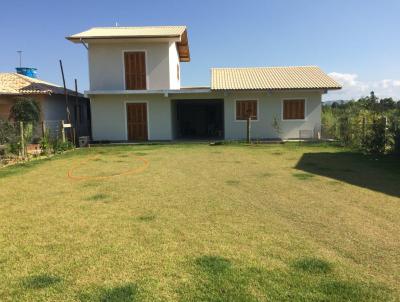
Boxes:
[173,100,224,139]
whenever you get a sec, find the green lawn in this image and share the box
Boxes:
[0,143,399,301]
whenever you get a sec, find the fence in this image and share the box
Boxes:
[0,120,74,161]
[321,113,400,154]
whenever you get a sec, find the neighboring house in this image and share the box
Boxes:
[67,26,341,141]
[0,72,91,137]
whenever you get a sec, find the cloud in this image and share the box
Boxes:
[324,72,400,101]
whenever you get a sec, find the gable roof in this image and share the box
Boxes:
[67,26,190,62]
[0,73,80,96]
[211,66,342,91]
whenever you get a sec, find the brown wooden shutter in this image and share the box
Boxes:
[124,52,147,90]
[283,99,305,120]
[236,100,257,120]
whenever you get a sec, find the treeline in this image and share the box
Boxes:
[322,92,400,155]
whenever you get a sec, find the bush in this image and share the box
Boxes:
[52,139,74,154]
[322,93,400,155]
[9,98,40,123]
[361,115,387,154]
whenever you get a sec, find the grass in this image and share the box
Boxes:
[0,143,399,301]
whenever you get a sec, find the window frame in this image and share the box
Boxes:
[234,99,259,122]
[122,50,149,90]
[281,98,307,121]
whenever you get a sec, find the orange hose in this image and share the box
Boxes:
[67,154,149,180]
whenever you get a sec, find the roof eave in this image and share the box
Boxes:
[211,87,342,91]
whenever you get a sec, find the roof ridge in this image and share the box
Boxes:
[211,66,320,70]
[89,25,186,29]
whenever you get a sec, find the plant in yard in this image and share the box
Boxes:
[0,119,18,145]
[361,113,387,155]
[7,97,41,156]
[52,138,74,154]
[9,97,40,124]
[39,129,52,155]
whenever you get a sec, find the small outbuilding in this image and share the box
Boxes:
[0,72,91,138]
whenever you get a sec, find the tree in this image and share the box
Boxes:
[379,98,396,111]
[9,97,40,123]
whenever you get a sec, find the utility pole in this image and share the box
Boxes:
[74,79,79,139]
[59,60,71,124]
[17,50,22,67]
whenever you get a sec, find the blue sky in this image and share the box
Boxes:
[1,0,399,100]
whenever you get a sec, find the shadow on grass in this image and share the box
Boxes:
[291,257,332,274]
[79,283,138,302]
[86,193,109,201]
[21,274,62,289]
[179,255,392,302]
[292,172,315,180]
[137,214,156,222]
[226,180,240,186]
[295,152,400,197]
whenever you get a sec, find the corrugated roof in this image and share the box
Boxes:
[211,66,342,90]
[0,73,78,96]
[67,26,190,62]
[67,26,187,40]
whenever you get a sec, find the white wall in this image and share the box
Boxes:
[168,42,181,89]
[88,42,171,91]
[223,91,322,140]
[89,90,322,141]
[90,94,172,141]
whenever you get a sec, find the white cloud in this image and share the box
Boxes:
[324,72,400,101]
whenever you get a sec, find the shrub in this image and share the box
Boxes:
[9,98,40,123]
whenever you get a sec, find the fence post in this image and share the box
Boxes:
[60,120,66,143]
[246,116,251,144]
[41,121,46,139]
[19,121,25,158]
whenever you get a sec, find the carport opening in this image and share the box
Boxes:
[173,100,224,139]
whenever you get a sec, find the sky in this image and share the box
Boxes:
[0,0,399,101]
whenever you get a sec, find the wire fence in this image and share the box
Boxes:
[321,114,400,154]
[0,120,76,164]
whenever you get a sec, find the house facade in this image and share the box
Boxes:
[0,72,91,138]
[67,26,341,141]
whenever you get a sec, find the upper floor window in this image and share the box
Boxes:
[236,100,258,121]
[177,64,180,81]
[124,51,147,90]
[283,99,305,120]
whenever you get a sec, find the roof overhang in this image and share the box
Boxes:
[66,27,190,62]
[84,87,211,97]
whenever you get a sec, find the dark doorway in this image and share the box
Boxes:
[174,100,224,139]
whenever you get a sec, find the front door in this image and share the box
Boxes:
[127,103,148,141]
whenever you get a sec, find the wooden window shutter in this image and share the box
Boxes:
[236,100,257,120]
[124,52,147,90]
[283,99,305,120]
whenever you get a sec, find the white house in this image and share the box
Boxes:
[67,26,341,141]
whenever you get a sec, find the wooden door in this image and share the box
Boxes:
[127,103,148,141]
[124,52,147,90]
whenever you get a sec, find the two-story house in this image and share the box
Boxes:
[67,26,341,141]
